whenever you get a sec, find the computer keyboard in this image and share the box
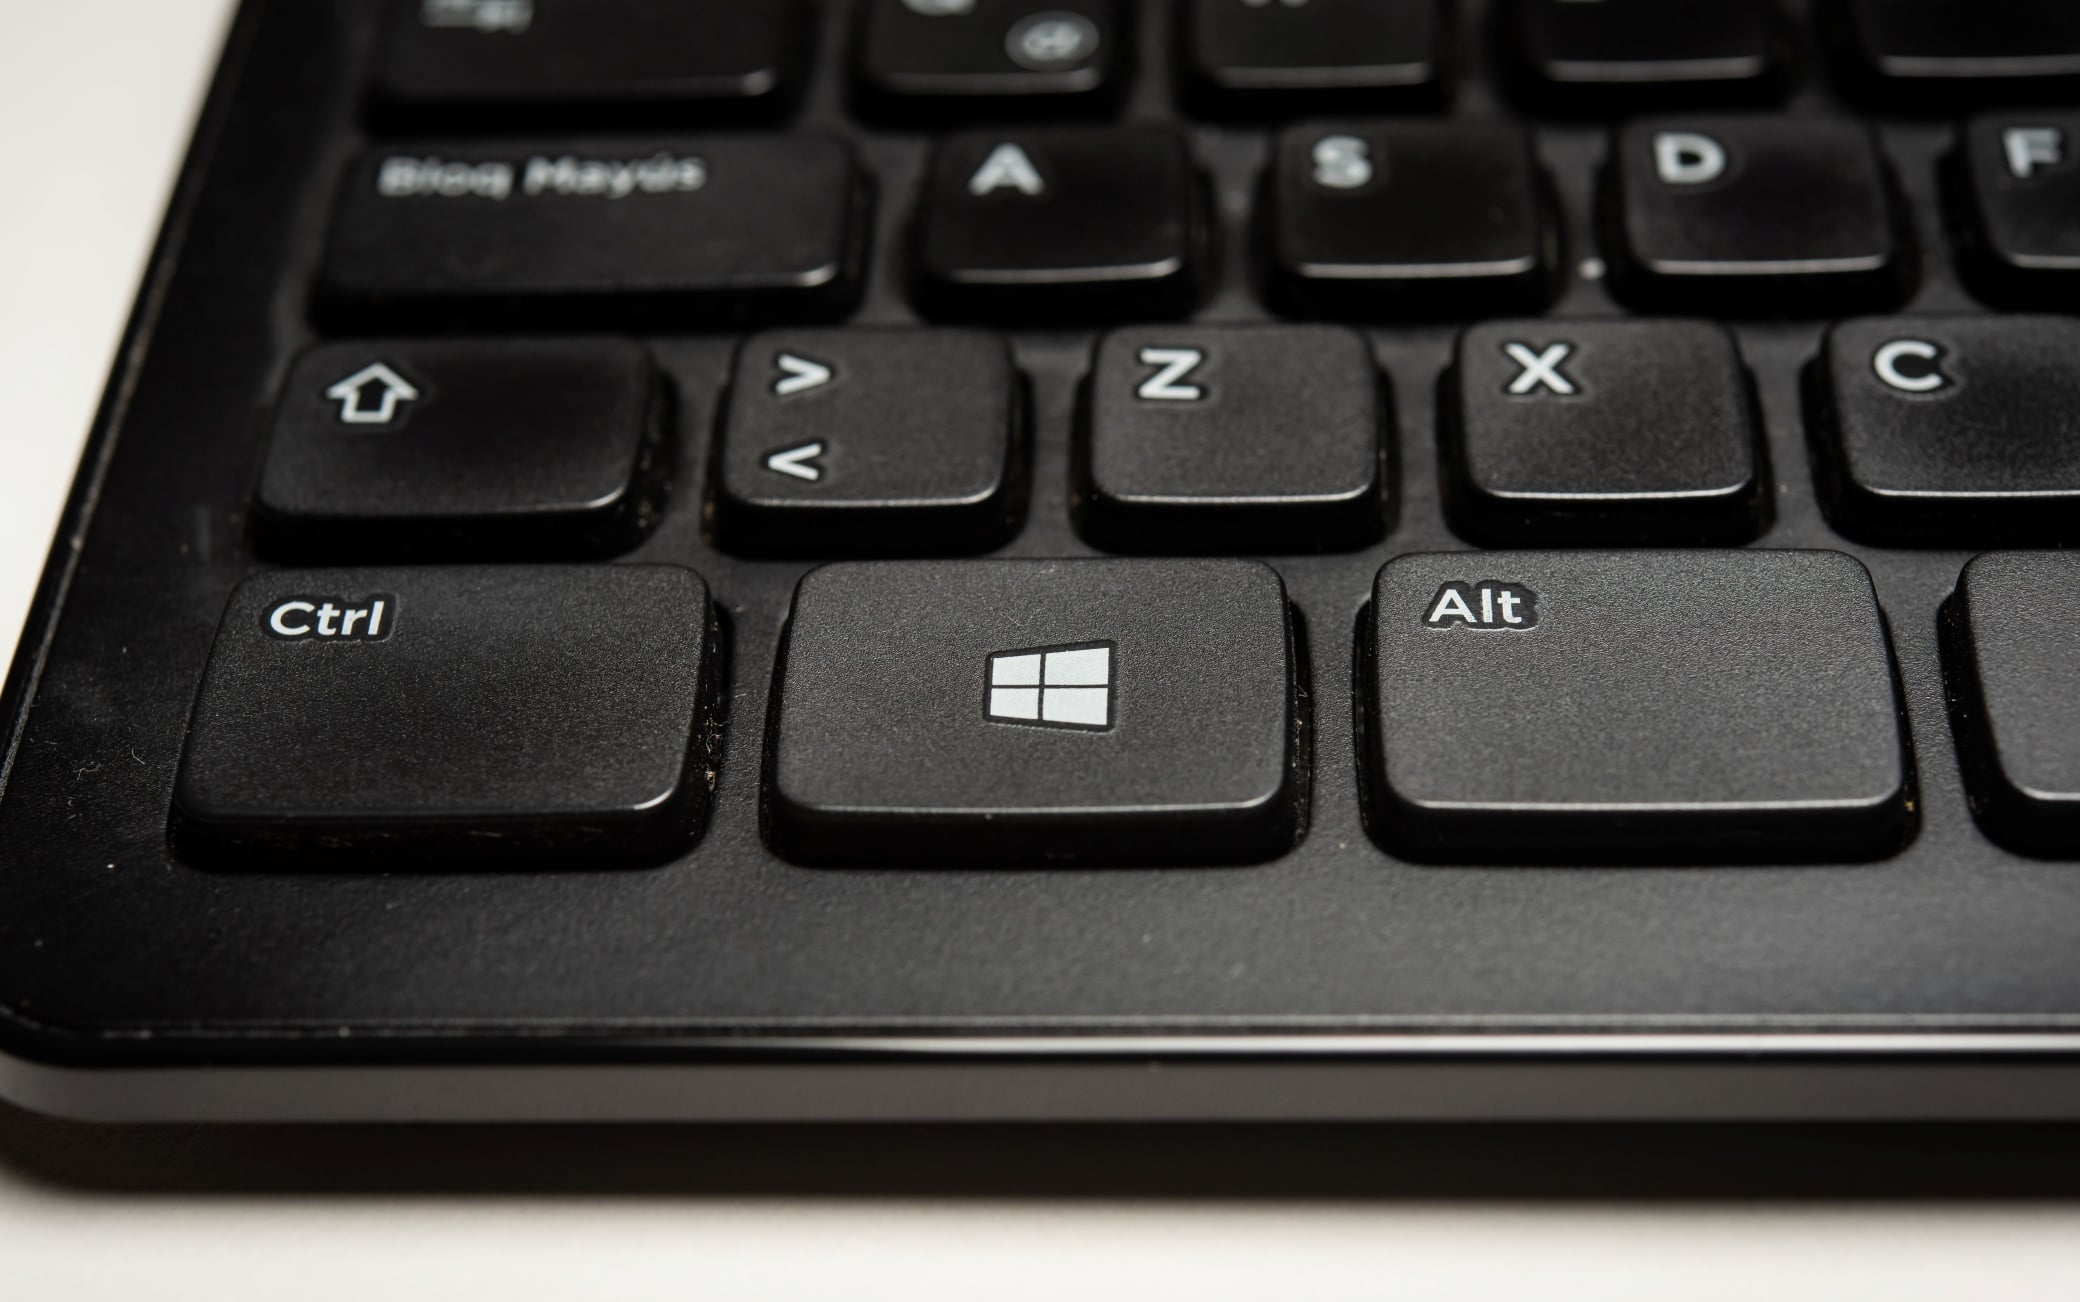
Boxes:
[2,0,2079,1122]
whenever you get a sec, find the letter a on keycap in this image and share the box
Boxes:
[969,143,1046,196]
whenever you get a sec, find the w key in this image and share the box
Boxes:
[1366,551,1913,864]
[320,137,868,328]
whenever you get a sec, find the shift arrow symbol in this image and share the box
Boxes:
[773,353,834,397]
[764,441,827,483]
[325,362,421,426]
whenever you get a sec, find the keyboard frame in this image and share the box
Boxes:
[6,0,2080,1123]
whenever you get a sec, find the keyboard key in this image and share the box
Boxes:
[1181,0,1447,117]
[319,137,869,328]
[1602,117,1909,315]
[766,560,1300,866]
[1831,0,2080,105]
[1808,316,2080,546]
[256,339,665,561]
[376,0,807,123]
[1264,122,1558,319]
[172,566,720,869]
[710,329,1026,556]
[1365,550,1913,864]
[855,0,1123,119]
[1951,114,2080,307]
[1942,551,2080,858]
[1501,0,1791,111]
[1445,320,1766,546]
[914,128,1210,322]
[1077,325,1387,553]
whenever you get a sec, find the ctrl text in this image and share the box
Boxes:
[265,595,396,642]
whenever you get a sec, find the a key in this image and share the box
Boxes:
[375,0,807,123]
[855,0,1123,119]
[1444,320,1766,546]
[256,339,666,561]
[1942,551,2080,858]
[1951,114,2080,307]
[1264,122,1558,319]
[710,329,1026,556]
[1181,0,1447,117]
[765,560,1300,866]
[1602,117,1909,315]
[1076,325,1387,553]
[1808,316,2080,546]
[1364,550,1913,864]
[319,136,869,328]
[1501,0,1791,112]
[172,566,721,869]
[914,128,1210,322]
[1831,0,2080,105]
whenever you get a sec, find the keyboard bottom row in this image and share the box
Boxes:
[167,551,2080,870]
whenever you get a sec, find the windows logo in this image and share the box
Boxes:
[986,642,1115,732]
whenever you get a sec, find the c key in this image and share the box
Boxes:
[1809,316,2080,546]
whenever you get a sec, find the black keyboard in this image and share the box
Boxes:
[3,0,2080,1123]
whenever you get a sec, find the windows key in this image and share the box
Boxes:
[765,560,1302,867]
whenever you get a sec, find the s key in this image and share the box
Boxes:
[1364,551,1913,864]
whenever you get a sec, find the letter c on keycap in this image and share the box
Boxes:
[268,601,315,638]
[1874,339,1947,394]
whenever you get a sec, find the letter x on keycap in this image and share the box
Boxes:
[1505,341,1577,396]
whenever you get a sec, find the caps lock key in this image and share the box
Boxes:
[319,138,869,328]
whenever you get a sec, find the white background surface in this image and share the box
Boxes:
[2,3,2080,1297]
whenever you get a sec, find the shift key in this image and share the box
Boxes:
[319,138,869,327]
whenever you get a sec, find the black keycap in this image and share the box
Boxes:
[1942,551,2080,858]
[256,339,667,561]
[375,0,807,124]
[1602,117,1909,316]
[766,560,1300,866]
[1264,122,1558,319]
[914,128,1210,322]
[1364,551,1913,864]
[854,0,1123,119]
[710,329,1026,557]
[1181,0,1446,118]
[1501,0,1791,112]
[172,566,720,869]
[1830,0,2080,105]
[1076,325,1387,553]
[1807,316,2080,546]
[1950,114,2080,307]
[1444,320,1767,546]
[319,137,869,328]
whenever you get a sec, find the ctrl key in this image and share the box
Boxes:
[172,566,721,869]
[1363,551,1914,864]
